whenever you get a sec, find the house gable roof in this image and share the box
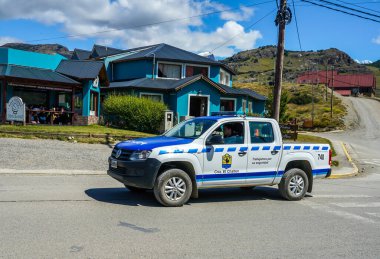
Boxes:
[111,43,236,75]
[55,60,105,80]
[71,48,92,60]
[0,64,80,86]
[91,44,124,59]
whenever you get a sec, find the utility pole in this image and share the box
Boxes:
[273,0,292,122]
[325,65,328,101]
[330,66,334,118]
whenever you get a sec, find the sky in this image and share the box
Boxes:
[0,0,379,62]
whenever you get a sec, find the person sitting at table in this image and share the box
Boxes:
[31,112,39,124]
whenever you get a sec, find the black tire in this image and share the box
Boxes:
[153,168,192,207]
[240,186,256,190]
[279,168,309,201]
[124,185,147,192]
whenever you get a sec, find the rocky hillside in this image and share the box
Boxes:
[224,45,372,83]
[1,43,72,57]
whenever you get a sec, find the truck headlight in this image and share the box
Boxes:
[129,150,151,161]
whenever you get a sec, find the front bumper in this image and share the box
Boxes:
[107,157,161,189]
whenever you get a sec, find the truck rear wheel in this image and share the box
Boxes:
[279,168,309,201]
[153,169,192,207]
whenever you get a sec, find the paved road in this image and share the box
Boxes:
[0,174,379,258]
[1,97,380,258]
[317,97,380,176]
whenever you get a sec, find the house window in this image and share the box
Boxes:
[242,99,247,113]
[140,93,163,102]
[248,102,253,113]
[158,63,182,79]
[186,65,209,77]
[74,89,83,115]
[220,98,236,112]
[220,69,230,86]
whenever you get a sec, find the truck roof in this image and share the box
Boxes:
[196,115,276,123]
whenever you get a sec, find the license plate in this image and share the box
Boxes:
[111,159,118,168]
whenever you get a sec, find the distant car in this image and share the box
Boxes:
[107,115,332,207]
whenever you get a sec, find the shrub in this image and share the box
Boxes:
[103,94,167,134]
[289,93,318,105]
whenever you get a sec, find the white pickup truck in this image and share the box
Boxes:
[108,115,332,207]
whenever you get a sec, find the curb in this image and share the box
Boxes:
[0,169,106,176]
[328,142,359,179]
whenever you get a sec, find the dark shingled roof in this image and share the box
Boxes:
[56,60,104,80]
[109,75,209,91]
[218,84,267,101]
[0,64,79,85]
[108,75,266,101]
[91,45,123,58]
[71,48,92,60]
[111,43,236,75]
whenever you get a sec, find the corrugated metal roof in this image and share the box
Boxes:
[111,43,236,75]
[296,71,375,88]
[71,48,91,60]
[218,84,267,101]
[56,60,104,80]
[1,64,79,85]
[0,64,6,76]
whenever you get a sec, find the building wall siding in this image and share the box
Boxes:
[113,60,152,81]
[176,80,221,118]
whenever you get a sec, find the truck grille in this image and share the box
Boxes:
[111,148,133,161]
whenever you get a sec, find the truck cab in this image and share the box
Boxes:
[108,115,332,207]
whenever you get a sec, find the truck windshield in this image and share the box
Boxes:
[164,118,217,139]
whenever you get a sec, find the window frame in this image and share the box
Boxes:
[156,61,183,79]
[220,68,231,86]
[220,97,237,112]
[139,92,164,102]
[184,63,210,78]
[242,99,247,113]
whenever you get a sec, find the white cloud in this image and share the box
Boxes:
[0,36,23,45]
[220,5,255,21]
[0,0,262,57]
[372,36,380,45]
[354,59,372,64]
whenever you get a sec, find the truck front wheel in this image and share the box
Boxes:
[153,169,192,207]
[279,168,309,201]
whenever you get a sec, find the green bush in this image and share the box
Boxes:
[103,94,167,134]
[289,93,318,105]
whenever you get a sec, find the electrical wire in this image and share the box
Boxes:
[301,0,380,23]
[291,0,303,52]
[25,0,275,43]
[335,0,380,15]
[210,8,277,53]
[319,0,380,19]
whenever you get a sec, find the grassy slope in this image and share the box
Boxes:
[366,66,380,96]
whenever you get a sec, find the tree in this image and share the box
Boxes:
[266,90,289,122]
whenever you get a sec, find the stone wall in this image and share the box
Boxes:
[73,115,99,126]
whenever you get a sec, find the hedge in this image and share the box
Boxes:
[103,95,167,134]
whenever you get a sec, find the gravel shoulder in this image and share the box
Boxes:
[0,138,112,171]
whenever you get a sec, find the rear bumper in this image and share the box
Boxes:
[107,157,161,189]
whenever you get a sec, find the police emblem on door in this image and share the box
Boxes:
[222,154,232,169]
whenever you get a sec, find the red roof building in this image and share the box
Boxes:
[296,71,376,96]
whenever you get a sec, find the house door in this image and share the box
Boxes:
[189,96,208,117]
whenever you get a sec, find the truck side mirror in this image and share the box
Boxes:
[206,135,224,145]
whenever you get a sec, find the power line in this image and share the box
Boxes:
[210,8,277,53]
[319,0,380,19]
[335,0,380,14]
[291,0,303,51]
[301,0,380,23]
[25,0,275,43]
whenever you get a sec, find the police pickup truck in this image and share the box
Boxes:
[107,115,332,207]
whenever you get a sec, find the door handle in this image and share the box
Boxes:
[271,150,279,155]
[238,151,247,157]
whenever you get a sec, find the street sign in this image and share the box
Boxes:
[6,96,26,122]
